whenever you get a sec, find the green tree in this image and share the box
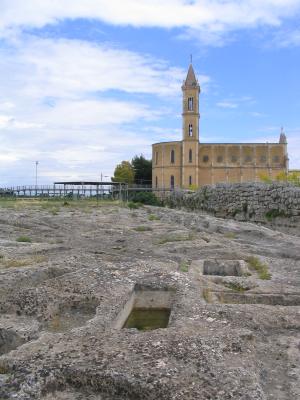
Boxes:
[131,154,152,185]
[111,161,134,184]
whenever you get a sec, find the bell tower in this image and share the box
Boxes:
[182,63,200,142]
[181,62,200,188]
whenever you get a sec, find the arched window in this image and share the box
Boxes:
[189,176,192,186]
[188,124,193,137]
[188,97,194,111]
[260,155,267,163]
[170,175,175,189]
[155,151,158,165]
[203,155,209,163]
[155,176,158,188]
[170,149,175,164]
[189,149,192,163]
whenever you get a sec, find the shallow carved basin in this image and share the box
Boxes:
[45,300,98,333]
[203,259,245,276]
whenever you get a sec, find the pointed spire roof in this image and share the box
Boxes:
[183,64,199,87]
[185,64,198,86]
[279,127,287,144]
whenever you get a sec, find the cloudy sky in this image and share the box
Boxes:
[0,0,299,186]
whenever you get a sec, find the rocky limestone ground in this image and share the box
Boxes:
[0,199,299,400]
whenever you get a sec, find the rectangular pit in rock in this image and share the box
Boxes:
[207,291,300,306]
[203,260,246,276]
[114,285,174,331]
[123,308,171,330]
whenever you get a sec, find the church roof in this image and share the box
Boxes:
[184,64,198,86]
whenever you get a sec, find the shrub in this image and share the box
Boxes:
[127,201,140,209]
[265,209,286,221]
[129,191,161,206]
[16,236,32,243]
[188,184,198,191]
[148,214,160,221]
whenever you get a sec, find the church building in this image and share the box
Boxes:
[152,64,288,189]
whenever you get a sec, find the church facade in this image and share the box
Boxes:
[152,64,288,189]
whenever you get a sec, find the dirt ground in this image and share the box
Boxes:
[0,199,299,399]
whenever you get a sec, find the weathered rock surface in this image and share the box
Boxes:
[0,201,299,399]
[167,183,300,235]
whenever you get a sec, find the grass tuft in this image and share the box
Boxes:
[246,256,271,280]
[179,261,189,272]
[224,232,237,239]
[16,236,32,243]
[148,214,160,221]
[133,226,153,232]
[224,282,246,292]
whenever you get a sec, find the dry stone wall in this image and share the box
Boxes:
[167,182,300,227]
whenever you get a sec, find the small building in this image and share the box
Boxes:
[152,64,288,189]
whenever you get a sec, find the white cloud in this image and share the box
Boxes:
[216,101,238,109]
[216,96,256,110]
[0,114,44,129]
[1,35,209,185]
[1,36,201,99]
[1,0,300,44]
[273,29,300,47]
[250,112,266,118]
[0,101,15,111]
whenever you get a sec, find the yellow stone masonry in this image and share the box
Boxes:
[152,64,288,189]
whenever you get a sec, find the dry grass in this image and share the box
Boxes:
[203,288,213,303]
[156,232,196,245]
[0,198,120,212]
[246,256,271,280]
[49,315,61,331]
[0,363,9,374]
[0,255,47,269]
[224,232,237,239]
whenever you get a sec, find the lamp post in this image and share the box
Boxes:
[100,173,109,182]
[35,161,39,187]
[100,173,109,199]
